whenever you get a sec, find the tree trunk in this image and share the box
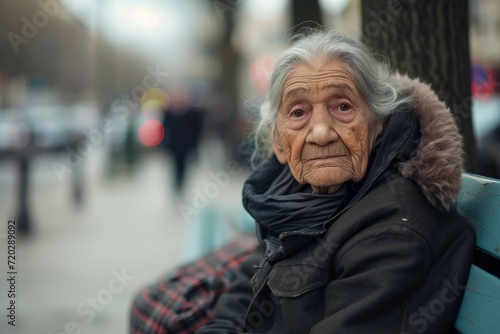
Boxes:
[210,1,242,160]
[291,0,323,33]
[361,0,477,172]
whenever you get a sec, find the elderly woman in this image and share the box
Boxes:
[194,31,475,333]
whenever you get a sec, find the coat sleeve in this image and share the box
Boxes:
[310,227,435,334]
[195,246,264,334]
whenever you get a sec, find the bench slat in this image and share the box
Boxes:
[457,174,500,260]
[455,265,500,334]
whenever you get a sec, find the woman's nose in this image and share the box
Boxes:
[305,107,339,146]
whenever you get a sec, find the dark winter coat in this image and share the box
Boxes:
[196,76,476,334]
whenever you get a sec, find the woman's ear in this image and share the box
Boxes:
[272,135,287,164]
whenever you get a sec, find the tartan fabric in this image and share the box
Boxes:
[129,234,259,334]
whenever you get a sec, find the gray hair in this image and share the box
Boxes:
[251,30,412,167]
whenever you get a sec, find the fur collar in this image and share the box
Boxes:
[394,75,464,210]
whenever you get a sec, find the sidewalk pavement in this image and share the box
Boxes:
[0,142,250,334]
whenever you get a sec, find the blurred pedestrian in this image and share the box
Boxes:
[162,86,204,194]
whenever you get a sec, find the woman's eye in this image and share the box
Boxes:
[338,103,351,112]
[291,109,305,117]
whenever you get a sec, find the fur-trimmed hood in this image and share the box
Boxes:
[394,74,464,210]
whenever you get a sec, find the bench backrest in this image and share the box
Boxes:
[454,173,500,334]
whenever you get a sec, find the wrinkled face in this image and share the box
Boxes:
[273,59,383,193]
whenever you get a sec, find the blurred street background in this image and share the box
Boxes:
[0,0,499,333]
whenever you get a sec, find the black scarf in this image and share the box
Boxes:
[243,156,346,254]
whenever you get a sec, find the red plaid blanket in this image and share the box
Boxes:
[129,234,258,334]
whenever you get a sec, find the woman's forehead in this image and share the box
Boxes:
[281,60,360,99]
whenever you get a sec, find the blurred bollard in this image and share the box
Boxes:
[179,205,228,264]
[72,155,84,207]
[17,156,31,234]
[179,203,255,265]
[124,120,138,175]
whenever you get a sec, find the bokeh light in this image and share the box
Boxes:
[138,119,165,147]
[141,88,170,114]
[129,8,160,29]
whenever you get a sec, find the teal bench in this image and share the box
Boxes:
[454,173,500,334]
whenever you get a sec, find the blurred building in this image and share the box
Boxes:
[0,0,97,106]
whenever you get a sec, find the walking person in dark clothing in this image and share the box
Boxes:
[162,87,204,194]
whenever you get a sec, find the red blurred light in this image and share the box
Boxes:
[138,119,164,147]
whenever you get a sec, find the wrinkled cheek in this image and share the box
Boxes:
[288,159,304,183]
[347,130,368,179]
[281,143,294,164]
[281,141,303,177]
[352,154,369,181]
[280,127,310,183]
